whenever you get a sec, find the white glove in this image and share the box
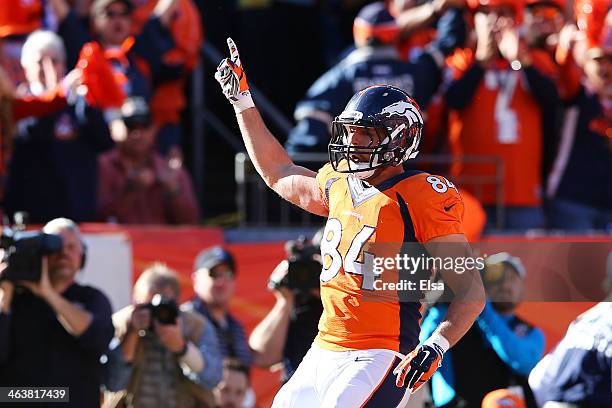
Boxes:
[215,37,255,113]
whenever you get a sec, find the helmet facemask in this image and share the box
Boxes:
[328,119,422,179]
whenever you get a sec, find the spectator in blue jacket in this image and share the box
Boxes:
[285,1,465,153]
[421,252,545,407]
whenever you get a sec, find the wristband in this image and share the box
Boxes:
[232,91,255,114]
[423,333,450,353]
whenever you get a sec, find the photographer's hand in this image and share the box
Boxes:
[121,306,151,363]
[154,318,185,354]
[155,317,206,372]
[18,257,55,299]
[130,305,152,332]
[268,260,295,303]
[20,258,93,336]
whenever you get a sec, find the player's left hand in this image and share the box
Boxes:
[393,342,444,393]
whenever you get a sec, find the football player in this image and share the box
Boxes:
[215,38,485,407]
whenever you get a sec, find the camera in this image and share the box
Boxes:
[146,294,179,325]
[270,236,321,293]
[0,218,63,282]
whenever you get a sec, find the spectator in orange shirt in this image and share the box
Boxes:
[52,0,192,154]
[97,97,199,224]
[54,0,201,160]
[445,0,559,230]
[52,0,151,103]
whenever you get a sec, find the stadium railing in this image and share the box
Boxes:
[235,153,505,228]
[191,43,295,204]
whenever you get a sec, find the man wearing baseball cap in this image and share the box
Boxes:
[420,252,545,407]
[183,246,253,368]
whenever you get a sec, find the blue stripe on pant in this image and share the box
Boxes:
[363,357,407,407]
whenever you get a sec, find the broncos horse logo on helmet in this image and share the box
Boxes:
[328,84,424,180]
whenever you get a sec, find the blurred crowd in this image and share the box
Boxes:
[0,0,202,225]
[285,0,611,232]
[0,0,608,232]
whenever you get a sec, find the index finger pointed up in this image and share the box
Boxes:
[227,37,241,65]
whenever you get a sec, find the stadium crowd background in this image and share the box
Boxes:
[0,0,610,407]
[0,0,609,230]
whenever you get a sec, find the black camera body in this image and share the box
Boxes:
[0,227,63,282]
[146,294,179,325]
[280,237,321,293]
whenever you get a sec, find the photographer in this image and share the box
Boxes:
[249,235,323,383]
[0,218,114,407]
[105,263,222,407]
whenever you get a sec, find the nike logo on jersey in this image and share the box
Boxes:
[444,203,456,212]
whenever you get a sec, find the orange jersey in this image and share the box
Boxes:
[447,49,545,206]
[314,163,464,354]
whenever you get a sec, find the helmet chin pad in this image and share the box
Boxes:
[352,162,377,179]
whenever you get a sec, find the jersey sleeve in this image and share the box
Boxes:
[408,175,465,243]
